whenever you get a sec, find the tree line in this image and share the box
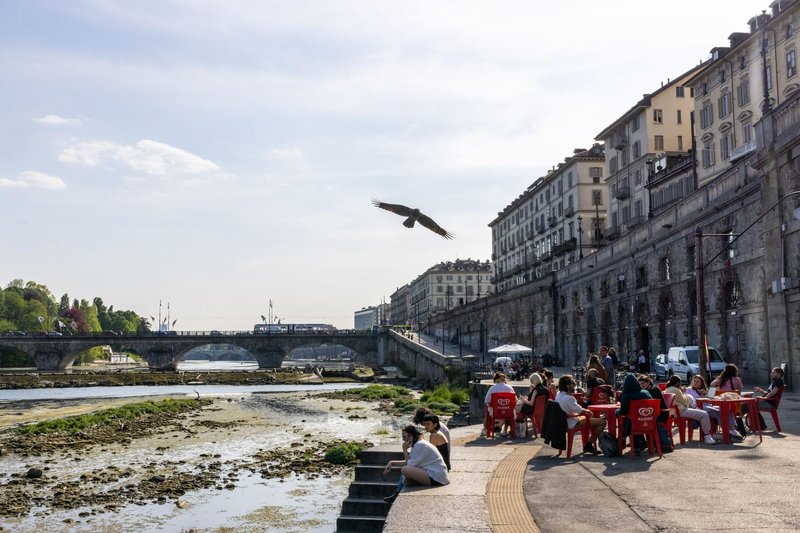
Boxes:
[0,279,150,335]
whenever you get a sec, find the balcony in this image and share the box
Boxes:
[548,216,558,227]
[614,135,628,150]
[614,184,630,200]
[627,215,646,229]
[729,139,757,162]
[564,206,575,218]
[536,224,545,234]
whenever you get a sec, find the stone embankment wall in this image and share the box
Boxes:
[383,330,464,384]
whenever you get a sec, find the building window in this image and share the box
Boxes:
[787,23,794,39]
[737,79,750,106]
[740,56,747,70]
[600,280,609,298]
[701,103,713,129]
[742,121,752,143]
[590,166,602,182]
[720,133,731,160]
[636,265,648,288]
[653,109,663,124]
[617,274,626,294]
[677,109,682,124]
[702,82,708,95]
[718,93,731,118]
[686,245,695,271]
[788,49,797,78]
[678,135,683,151]
[610,157,618,173]
[654,135,664,151]
[592,190,602,206]
[632,140,641,158]
[659,256,671,281]
[702,141,716,167]
[720,68,727,83]
[631,115,640,132]
[634,169,642,185]
[567,171,573,188]
[676,86,685,97]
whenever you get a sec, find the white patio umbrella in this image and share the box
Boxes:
[488,343,532,356]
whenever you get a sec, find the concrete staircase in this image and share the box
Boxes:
[336,445,403,533]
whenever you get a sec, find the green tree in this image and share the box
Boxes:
[59,293,70,313]
[79,299,102,332]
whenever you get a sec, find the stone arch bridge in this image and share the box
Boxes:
[0,333,384,371]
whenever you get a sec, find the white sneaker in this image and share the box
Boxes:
[729,429,743,440]
[704,435,717,445]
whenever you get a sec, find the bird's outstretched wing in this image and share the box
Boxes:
[371,198,414,217]
[417,213,454,239]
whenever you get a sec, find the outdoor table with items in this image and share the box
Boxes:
[696,396,762,444]
[587,403,621,438]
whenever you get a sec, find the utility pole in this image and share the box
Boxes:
[695,227,709,384]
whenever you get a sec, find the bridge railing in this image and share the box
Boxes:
[3,329,374,338]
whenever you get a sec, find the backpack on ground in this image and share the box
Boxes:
[598,431,619,457]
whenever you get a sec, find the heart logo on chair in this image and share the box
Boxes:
[638,407,654,417]
[498,399,510,407]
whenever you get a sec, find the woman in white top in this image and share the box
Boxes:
[665,375,717,445]
[383,425,450,503]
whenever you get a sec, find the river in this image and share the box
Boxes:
[0,381,404,532]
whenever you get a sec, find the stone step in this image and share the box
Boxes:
[336,514,386,533]
[358,446,404,465]
[349,480,397,498]
[354,464,401,483]
[339,497,391,516]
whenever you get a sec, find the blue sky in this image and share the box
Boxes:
[0,1,762,329]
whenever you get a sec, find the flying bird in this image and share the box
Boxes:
[372,198,454,239]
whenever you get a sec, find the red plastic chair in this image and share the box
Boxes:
[589,385,614,405]
[660,393,676,447]
[485,392,517,438]
[623,399,663,458]
[670,402,708,444]
[757,388,783,432]
[564,414,591,458]
[525,393,547,438]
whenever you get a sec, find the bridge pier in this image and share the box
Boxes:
[32,350,72,371]
[253,349,284,369]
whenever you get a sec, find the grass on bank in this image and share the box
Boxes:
[17,398,206,435]
[339,384,466,415]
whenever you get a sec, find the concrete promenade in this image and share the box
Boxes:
[384,388,800,532]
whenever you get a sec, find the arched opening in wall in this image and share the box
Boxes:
[617,303,629,355]
[0,346,34,368]
[286,343,357,368]
[178,343,257,370]
[658,289,674,354]
[635,300,651,360]
[601,306,612,348]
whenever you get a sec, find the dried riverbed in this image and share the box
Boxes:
[0,389,404,532]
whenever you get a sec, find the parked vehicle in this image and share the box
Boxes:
[666,346,726,383]
[653,354,668,380]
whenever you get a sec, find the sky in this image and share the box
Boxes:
[0,0,765,330]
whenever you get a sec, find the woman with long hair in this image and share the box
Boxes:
[711,364,744,391]
[586,354,607,382]
[382,425,449,504]
[686,374,742,440]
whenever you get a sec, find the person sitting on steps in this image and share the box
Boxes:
[382,425,449,504]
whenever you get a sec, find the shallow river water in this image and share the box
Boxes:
[0,383,403,532]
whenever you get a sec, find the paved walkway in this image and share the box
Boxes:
[384,391,800,532]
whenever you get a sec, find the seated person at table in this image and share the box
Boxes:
[754,367,785,407]
[686,375,742,440]
[616,374,651,450]
[636,374,668,423]
[519,372,549,418]
[711,364,744,392]
[539,369,556,397]
[665,375,717,445]
[583,368,605,405]
[555,375,606,454]
[485,372,516,437]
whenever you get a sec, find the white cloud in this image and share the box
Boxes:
[37,114,83,125]
[0,171,67,189]
[59,139,220,176]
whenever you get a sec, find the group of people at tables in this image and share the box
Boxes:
[484,354,785,455]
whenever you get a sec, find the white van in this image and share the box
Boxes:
[666,346,726,383]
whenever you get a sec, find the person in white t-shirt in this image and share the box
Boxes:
[382,425,450,504]
[555,374,606,454]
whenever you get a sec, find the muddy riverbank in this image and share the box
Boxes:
[0,388,404,532]
[0,366,375,389]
